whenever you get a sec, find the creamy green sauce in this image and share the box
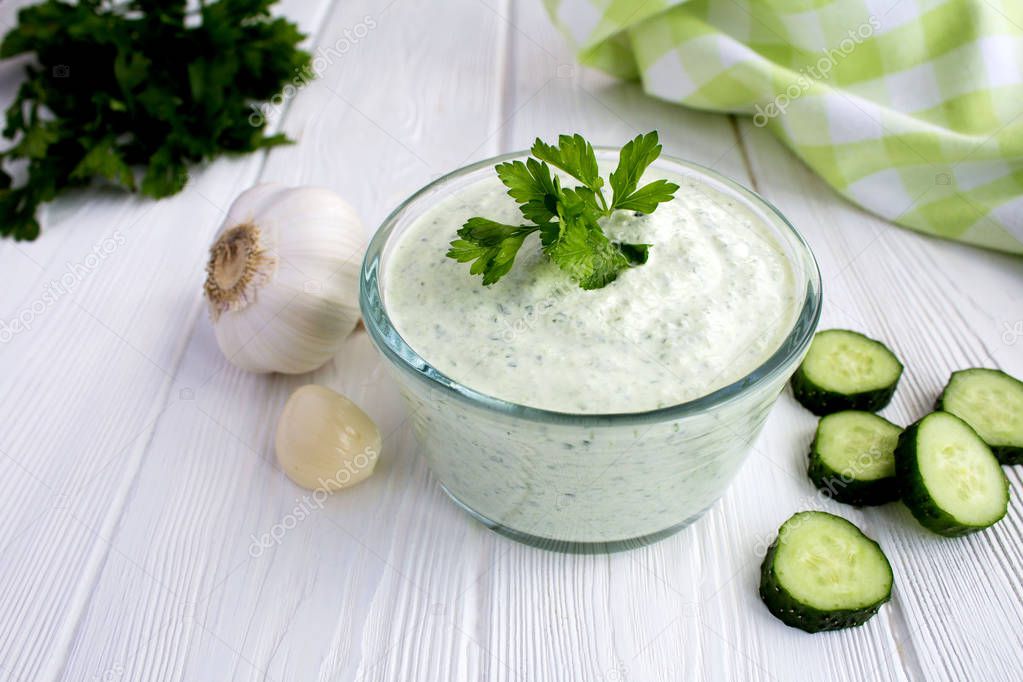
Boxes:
[385,171,797,413]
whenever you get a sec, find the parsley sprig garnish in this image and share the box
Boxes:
[0,0,310,241]
[447,132,679,289]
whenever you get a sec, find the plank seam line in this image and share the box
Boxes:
[885,595,926,682]
[495,0,515,155]
[605,553,626,677]
[734,121,927,681]
[44,292,206,682]
[729,115,760,194]
[252,0,339,182]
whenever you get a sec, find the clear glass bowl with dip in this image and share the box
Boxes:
[361,149,822,553]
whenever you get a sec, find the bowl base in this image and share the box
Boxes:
[440,484,712,554]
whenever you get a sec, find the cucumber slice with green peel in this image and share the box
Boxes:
[759,511,893,633]
[791,330,903,416]
[936,368,1023,465]
[895,411,1009,536]
[808,411,902,506]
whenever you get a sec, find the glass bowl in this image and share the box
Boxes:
[360,149,822,553]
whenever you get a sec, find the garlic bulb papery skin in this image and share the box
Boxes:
[204,183,366,374]
[275,384,381,492]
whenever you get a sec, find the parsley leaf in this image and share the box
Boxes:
[447,218,539,286]
[70,139,136,190]
[531,134,603,194]
[545,213,629,290]
[613,178,680,214]
[495,158,559,224]
[449,131,678,289]
[0,0,310,241]
[609,132,678,214]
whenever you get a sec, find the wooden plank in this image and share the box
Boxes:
[0,3,334,681]
[736,118,1023,681]
[56,1,511,680]
[418,2,911,682]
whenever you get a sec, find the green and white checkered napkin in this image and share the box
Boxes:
[543,0,1023,254]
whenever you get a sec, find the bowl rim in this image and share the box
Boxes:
[360,148,823,426]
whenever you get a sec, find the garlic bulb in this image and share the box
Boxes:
[275,384,380,492]
[204,184,365,374]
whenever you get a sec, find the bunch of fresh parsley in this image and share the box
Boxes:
[447,131,679,290]
[0,0,310,241]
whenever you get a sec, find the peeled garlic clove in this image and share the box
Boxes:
[275,385,380,492]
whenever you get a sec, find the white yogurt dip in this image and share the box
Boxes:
[385,170,798,413]
[365,154,818,547]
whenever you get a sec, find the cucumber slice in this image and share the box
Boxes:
[808,411,902,506]
[895,411,1009,536]
[759,511,893,633]
[791,330,903,416]
[936,368,1023,465]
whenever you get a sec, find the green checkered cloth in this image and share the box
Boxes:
[543,0,1023,254]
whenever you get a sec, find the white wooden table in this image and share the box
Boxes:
[2,1,1022,680]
